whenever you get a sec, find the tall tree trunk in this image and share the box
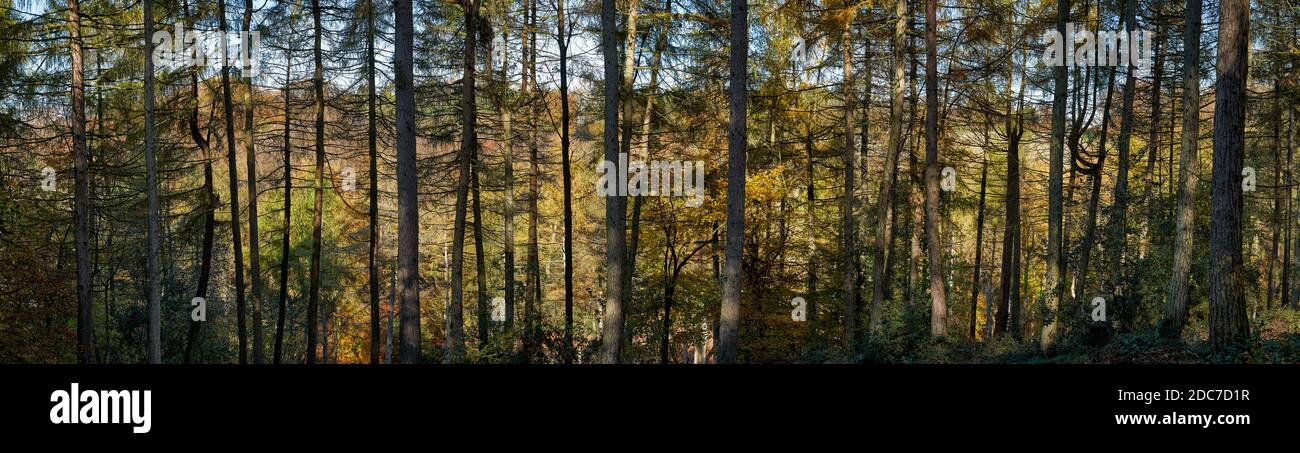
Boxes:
[717,0,747,363]
[1142,0,1165,262]
[1107,0,1137,332]
[617,1,642,351]
[1270,79,1282,311]
[997,87,1024,339]
[184,15,216,362]
[220,0,249,364]
[1287,107,1296,309]
[557,0,575,364]
[472,142,488,347]
[523,0,543,359]
[870,0,907,335]
[1207,0,1250,350]
[1159,0,1201,338]
[69,0,96,366]
[500,14,516,334]
[367,0,381,364]
[805,134,817,340]
[306,0,326,364]
[840,9,858,353]
[243,0,265,365]
[1040,0,1068,352]
[597,0,627,364]
[274,46,294,364]
[143,0,161,364]
[395,0,421,363]
[923,0,947,339]
[969,157,988,340]
[448,0,479,363]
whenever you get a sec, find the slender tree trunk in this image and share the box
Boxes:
[969,157,988,340]
[184,0,214,362]
[1040,0,1068,352]
[997,96,1023,339]
[220,0,249,364]
[660,280,675,364]
[557,0,575,363]
[870,0,907,335]
[523,0,543,359]
[717,0,748,363]
[185,83,216,365]
[500,14,516,334]
[143,0,162,364]
[1207,0,1250,350]
[1106,0,1137,332]
[395,0,421,363]
[1142,0,1165,262]
[840,10,858,353]
[617,1,642,349]
[1159,0,1201,338]
[274,46,294,364]
[242,0,265,365]
[305,0,326,364]
[1287,107,1296,309]
[597,0,627,364]
[367,0,381,364]
[923,0,947,339]
[69,0,97,366]
[448,0,479,363]
[805,134,817,340]
[472,142,488,347]
[1270,80,1282,311]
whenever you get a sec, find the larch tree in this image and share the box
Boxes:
[717,0,748,363]
[243,0,266,365]
[305,0,326,364]
[923,0,947,339]
[219,0,250,364]
[869,0,907,334]
[597,0,627,364]
[395,0,421,364]
[143,0,161,364]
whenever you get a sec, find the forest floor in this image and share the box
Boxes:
[861,309,1300,364]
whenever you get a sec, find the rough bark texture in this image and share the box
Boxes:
[1207,0,1250,350]
[923,0,947,339]
[840,15,858,352]
[597,0,627,364]
[1040,0,1068,352]
[717,0,748,363]
[1158,0,1199,339]
[395,0,421,364]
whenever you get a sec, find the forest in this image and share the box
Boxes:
[0,0,1296,364]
